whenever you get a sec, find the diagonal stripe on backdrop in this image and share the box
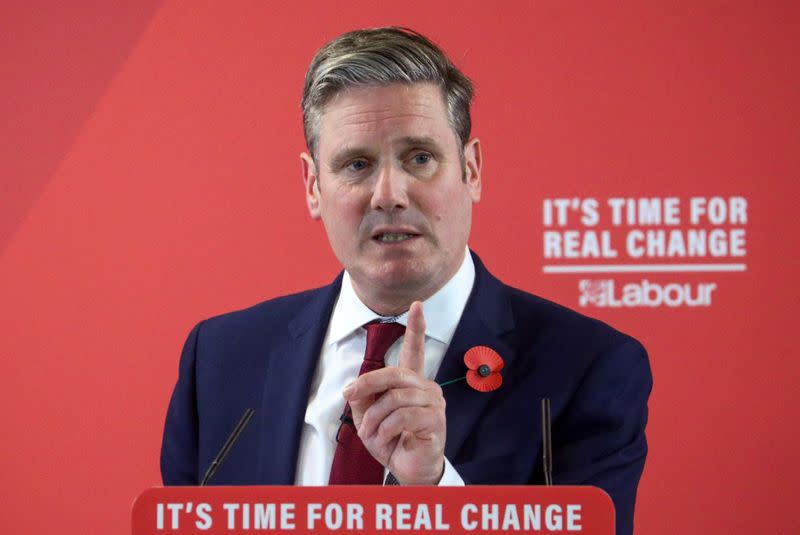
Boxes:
[0,1,164,256]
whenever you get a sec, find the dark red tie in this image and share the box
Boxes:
[329,321,406,484]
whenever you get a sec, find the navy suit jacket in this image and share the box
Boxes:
[161,252,652,535]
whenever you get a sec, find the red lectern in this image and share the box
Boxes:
[132,486,613,534]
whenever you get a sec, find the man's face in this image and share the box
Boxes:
[301,83,481,313]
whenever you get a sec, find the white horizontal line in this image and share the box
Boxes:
[542,263,747,273]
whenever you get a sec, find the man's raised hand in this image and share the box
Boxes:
[344,301,446,485]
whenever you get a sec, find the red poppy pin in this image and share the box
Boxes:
[464,346,504,392]
[439,346,504,392]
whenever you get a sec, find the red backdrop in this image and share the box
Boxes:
[2,2,798,533]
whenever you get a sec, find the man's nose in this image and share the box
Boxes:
[370,163,409,212]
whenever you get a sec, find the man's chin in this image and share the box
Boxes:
[370,266,428,293]
[352,261,436,307]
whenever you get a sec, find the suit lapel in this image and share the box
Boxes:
[259,275,342,483]
[435,252,516,462]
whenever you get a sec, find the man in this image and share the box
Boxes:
[161,27,652,535]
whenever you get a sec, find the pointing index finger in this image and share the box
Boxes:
[399,301,426,375]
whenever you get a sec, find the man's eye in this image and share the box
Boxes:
[411,152,432,165]
[346,159,369,172]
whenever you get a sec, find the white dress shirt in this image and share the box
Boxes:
[294,249,475,485]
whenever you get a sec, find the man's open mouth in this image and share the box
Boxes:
[372,232,419,243]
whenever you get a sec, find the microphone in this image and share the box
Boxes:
[542,398,553,486]
[200,408,255,486]
[335,405,354,443]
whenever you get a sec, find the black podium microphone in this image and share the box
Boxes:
[542,398,553,486]
[200,408,255,486]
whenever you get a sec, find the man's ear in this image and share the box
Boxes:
[300,152,321,219]
[463,138,482,203]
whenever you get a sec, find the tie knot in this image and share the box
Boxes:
[364,321,406,364]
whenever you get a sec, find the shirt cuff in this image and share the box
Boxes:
[437,456,465,486]
[383,457,465,486]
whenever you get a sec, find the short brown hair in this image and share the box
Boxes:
[302,27,474,161]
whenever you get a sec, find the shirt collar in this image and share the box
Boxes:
[327,248,475,346]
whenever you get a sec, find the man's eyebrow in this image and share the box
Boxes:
[397,136,441,149]
[328,146,371,169]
